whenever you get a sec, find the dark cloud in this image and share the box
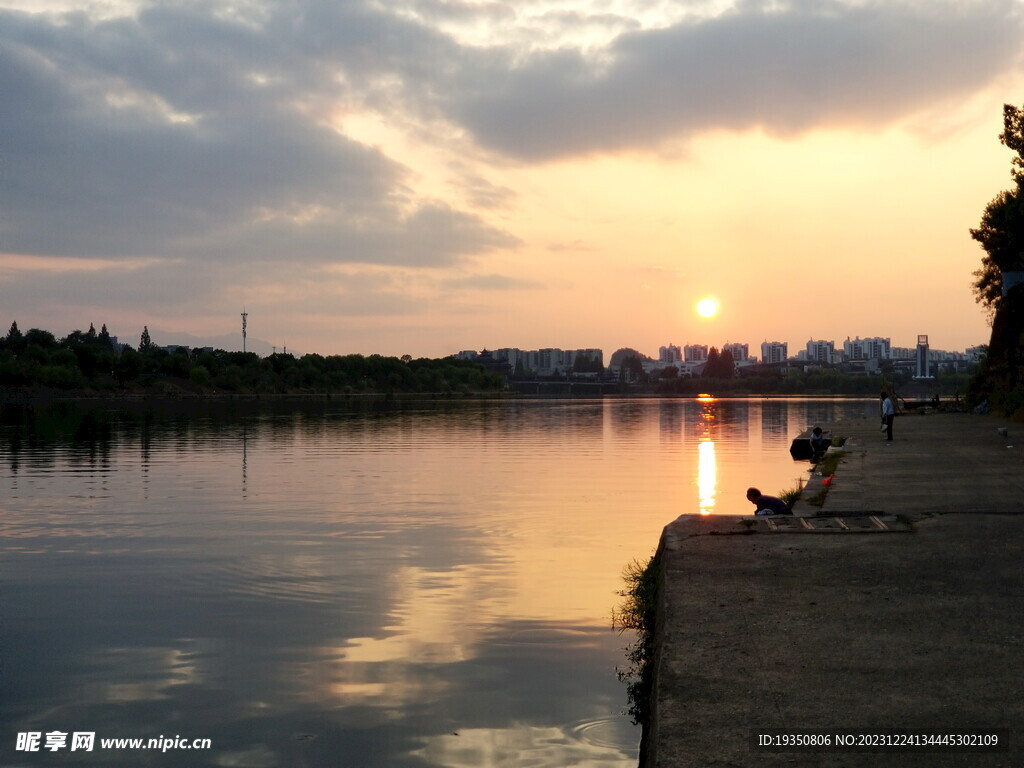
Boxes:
[0,257,434,324]
[175,201,519,265]
[442,1,1024,160]
[0,2,513,266]
[1,0,1020,293]
[0,259,244,318]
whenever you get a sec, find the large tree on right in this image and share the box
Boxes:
[969,104,1024,415]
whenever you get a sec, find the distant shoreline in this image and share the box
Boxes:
[0,387,511,404]
[2,387,956,407]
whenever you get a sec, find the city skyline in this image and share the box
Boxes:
[96,319,980,363]
[456,334,980,365]
[2,1,1020,358]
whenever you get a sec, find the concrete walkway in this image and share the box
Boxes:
[644,412,1024,768]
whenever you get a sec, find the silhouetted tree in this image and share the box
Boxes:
[139,326,152,352]
[719,348,735,378]
[115,348,143,385]
[5,321,25,354]
[25,328,58,349]
[703,347,737,379]
[972,103,1024,317]
[573,353,602,373]
[969,103,1024,414]
[621,355,645,383]
[704,348,720,377]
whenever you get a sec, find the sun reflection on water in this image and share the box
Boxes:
[694,396,719,515]
[697,440,716,515]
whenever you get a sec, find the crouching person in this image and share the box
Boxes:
[746,487,792,516]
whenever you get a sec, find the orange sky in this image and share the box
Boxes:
[2,0,1020,358]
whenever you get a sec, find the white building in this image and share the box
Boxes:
[482,347,603,375]
[761,341,788,364]
[684,344,708,363]
[659,344,682,364]
[805,339,835,363]
[844,336,891,360]
[722,342,750,363]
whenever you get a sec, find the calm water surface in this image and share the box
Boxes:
[0,397,877,767]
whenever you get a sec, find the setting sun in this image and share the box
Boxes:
[696,298,719,318]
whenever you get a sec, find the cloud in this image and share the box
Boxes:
[441,273,544,291]
[0,3,515,266]
[447,167,518,210]
[439,0,1024,160]
[0,0,1017,352]
[1,257,440,327]
[4,0,1018,271]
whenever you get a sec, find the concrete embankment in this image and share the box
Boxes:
[643,412,1024,768]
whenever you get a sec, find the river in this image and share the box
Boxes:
[0,396,877,767]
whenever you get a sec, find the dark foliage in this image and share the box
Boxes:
[972,104,1024,316]
[969,103,1024,415]
[0,323,505,395]
[614,553,661,728]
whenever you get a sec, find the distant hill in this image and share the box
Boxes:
[609,347,653,367]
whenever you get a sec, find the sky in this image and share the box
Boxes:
[2,0,1022,359]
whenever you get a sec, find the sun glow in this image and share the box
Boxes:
[696,298,718,318]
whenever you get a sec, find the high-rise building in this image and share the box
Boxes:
[761,341,788,364]
[684,344,708,363]
[915,335,932,379]
[805,339,835,363]
[659,344,682,364]
[844,336,890,360]
[722,342,749,362]
[476,347,604,376]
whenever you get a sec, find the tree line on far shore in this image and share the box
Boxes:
[0,322,505,395]
[1,321,975,398]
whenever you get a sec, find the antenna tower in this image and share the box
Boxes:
[241,308,248,353]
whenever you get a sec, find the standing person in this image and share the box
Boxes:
[881,391,895,442]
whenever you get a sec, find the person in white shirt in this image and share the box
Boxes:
[880,392,895,442]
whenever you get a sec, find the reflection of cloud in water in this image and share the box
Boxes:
[411,719,637,768]
[315,662,450,713]
[97,643,206,702]
[284,562,505,709]
[342,564,501,664]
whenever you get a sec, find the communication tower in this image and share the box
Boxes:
[241,308,248,353]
